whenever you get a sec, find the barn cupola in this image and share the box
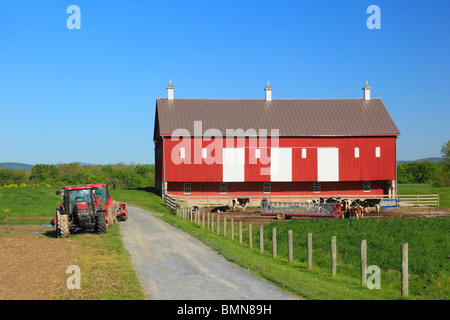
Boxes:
[363,81,371,101]
[264,82,272,102]
[167,81,174,100]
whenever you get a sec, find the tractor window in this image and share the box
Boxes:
[93,187,108,205]
[68,189,93,212]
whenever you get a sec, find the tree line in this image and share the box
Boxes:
[0,162,155,188]
[397,140,450,187]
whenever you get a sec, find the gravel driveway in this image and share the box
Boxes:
[119,206,298,300]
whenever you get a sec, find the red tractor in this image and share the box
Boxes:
[51,185,107,238]
[87,183,128,223]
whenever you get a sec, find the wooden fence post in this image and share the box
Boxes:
[331,236,337,277]
[287,230,293,264]
[307,233,312,269]
[207,212,210,230]
[202,211,205,229]
[272,228,277,258]
[260,226,264,254]
[401,243,408,297]
[211,214,214,232]
[223,216,227,237]
[239,221,243,244]
[231,219,234,240]
[249,223,253,248]
[216,214,220,235]
[361,239,367,286]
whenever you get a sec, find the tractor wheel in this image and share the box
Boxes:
[276,213,285,220]
[95,212,107,234]
[56,209,70,238]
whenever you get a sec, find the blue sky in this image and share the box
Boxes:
[0,0,448,165]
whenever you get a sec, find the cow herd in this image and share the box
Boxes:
[199,197,251,214]
[196,196,381,219]
[310,197,381,219]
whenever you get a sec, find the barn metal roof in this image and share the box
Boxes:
[155,98,400,138]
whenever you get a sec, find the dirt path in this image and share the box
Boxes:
[119,206,298,300]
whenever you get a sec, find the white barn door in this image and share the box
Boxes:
[317,148,339,181]
[270,148,292,182]
[223,148,245,182]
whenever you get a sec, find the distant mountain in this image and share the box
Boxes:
[397,157,443,165]
[0,162,34,170]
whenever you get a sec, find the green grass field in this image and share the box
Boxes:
[109,187,171,214]
[397,184,450,208]
[0,186,61,223]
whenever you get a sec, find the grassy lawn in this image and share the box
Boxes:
[397,184,450,208]
[0,186,61,222]
[109,187,171,214]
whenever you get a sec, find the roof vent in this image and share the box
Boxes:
[363,81,371,101]
[167,81,174,100]
[264,82,272,102]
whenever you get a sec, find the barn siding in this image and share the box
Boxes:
[162,136,396,183]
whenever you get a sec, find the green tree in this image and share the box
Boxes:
[397,164,413,184]
[431,140,450,187]
[30,164,59,184]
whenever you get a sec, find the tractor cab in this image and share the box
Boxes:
[53,184,107,237]
[90,184,110,207]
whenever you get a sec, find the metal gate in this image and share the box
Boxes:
[260,199,340,218]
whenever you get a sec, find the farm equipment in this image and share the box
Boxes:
[260,197,390,220]
[51,185,107,238]
[115,202,128,221]
[260,198,345,219]
[88,183,128,224]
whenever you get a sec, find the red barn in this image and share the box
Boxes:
[154,82,400,200]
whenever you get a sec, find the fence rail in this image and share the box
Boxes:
[164,193,178,212]
[397,194,439,207]
[167,193,439,208]
[167,194,396,207]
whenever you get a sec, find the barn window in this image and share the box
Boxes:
[184,183,191,194]
[375,147,381,158]
[313,182,321,193]
[255,149,261,159]
[354,147,360,158]
[202,148,207,159]
[180,148,185,159]
[301,148,307,158]
[263,182,271,193]
[220,183,227,194]
[364,181,371,192]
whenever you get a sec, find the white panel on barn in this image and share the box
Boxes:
[317,148,339,182]
[270,148,292,182]
[222,148,245,182]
